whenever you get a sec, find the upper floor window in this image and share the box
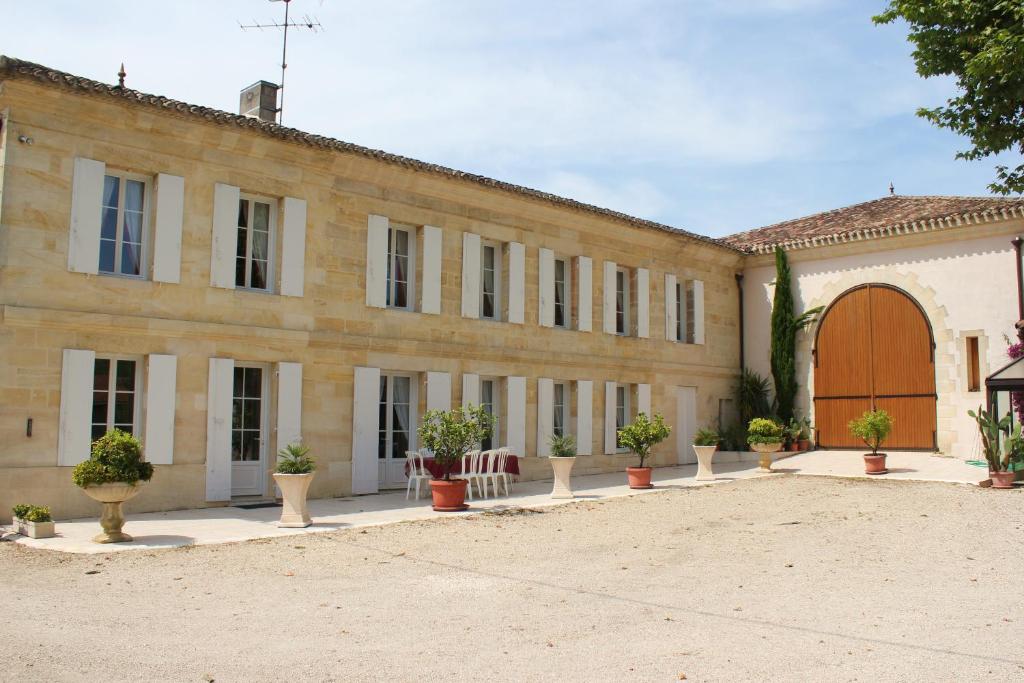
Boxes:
[615,267,630,335]
[481,241,503,320]
[100,173,149,277]
[675,281,686,342]
[387,226,416,310]
[554,257,571,328]
[91,357,141,441]
[235,196,275,291]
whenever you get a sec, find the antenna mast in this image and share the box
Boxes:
[240,0,323,125]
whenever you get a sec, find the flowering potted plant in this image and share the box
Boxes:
[692,427,720,481]
[747,418,784,472]
[417,404,495,511]
[618,412,671,489]
[273,442,316,527]
[71,429,153,543]
[968,406,1021,489]
[848,409,893,475]
[548,434,577,499]
[11,504,55,539]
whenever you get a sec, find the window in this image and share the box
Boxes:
[386,226,415,309]
[378,375,412,460]
[554,257,571,328]
[685,282,696,343]
[675,281,685,342]
[481,242,502,320]
[91,358,141,441]
[231,366,264,463]
[553,381,568,438]
[99,173,149,277]
[235,196,275,291]
[615,267,630,335]
[480,378,501,450]
[966,336,981,392]
[615,384,630,450]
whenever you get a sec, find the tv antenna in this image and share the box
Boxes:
[240,0,324,125]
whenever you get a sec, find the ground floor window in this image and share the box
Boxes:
[378,374,412,460]
[615,384,630,450]
[91,358,140,441]
[480,377,501,450]
[553,381,568,438]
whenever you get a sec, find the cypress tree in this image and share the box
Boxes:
[770,247,797,423]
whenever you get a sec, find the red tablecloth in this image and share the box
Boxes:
[405,454,520,479]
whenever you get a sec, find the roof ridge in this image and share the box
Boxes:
[0,55,741,254]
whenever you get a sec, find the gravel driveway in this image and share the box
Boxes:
[2,475,1022,682]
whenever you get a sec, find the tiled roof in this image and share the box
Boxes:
[0,56,740,254]
[724,194,1024,254]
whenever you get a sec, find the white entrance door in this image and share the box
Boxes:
[232,365,268,497]
[676,386,697,465]
[378,374,417,489]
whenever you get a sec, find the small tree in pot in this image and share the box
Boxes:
[618,412,671,489]
[747,418,784,472]
[417,404,495,511]
[848,410,893,475]
[968,406,1021,489]
[273,443,316,528]
[548,434,577,499]
[72,429,153,543]
[693,427,720,481]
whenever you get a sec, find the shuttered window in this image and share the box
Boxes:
[480,378,500,450]
[676,282,686,342]
[386,226,414,310]
[615,384,629,449]
[92,358,141,441]
[99,173,149,277]
[554,258,570,328]
[553,381,567,437]
[235,196,275,291]
[481,242,501,320]
[616,267,630,335]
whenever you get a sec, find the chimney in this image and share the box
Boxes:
[239,81,280,123]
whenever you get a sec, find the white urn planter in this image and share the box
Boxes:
[12,517,55,539]
[549,456,576,499]
[81,482,145,543]
[750,442,783,472]
[692,445,717,481]
[273,472,315,528]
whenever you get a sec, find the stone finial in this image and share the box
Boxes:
[889,182,895,196]
[117,63,126,88]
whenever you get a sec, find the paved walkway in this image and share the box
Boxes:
[3,451,989,554]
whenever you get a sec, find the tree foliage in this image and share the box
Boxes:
[617,412,671,468]
[770,248,822,423]
[875,1,1024,194]
[417,404,495,480]
[71,429,154,488]
[848,410,894,456]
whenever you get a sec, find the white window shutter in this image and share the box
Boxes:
[276,362,303,458]
[577,256,592,332]
[637,267,650,338]
[508,241,525,324]
[144,354,177,465]
[538,248,555,327]
[506,376,526,456]
[603,261,617,334]
[576,380,593,455]
[352,366,381,494]
[210,183,240,289]
[462,373,480,408]
[152,173,185,284]
[426,371,452,413]
[665,273,678,341]
[421,225,443,315]
[693,279,706,345]
[638,383,652,418]
[57,349,96,466]
[365,214,389,308]
[67,157,104,274]
[461,232,481,318]
[536,377,553,456]
[205,357,234,501]
[280,197,307,297]
[604,381,617,454]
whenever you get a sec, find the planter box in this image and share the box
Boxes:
[13,517,55,539]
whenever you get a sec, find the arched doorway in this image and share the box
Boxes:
[813,284,937,449]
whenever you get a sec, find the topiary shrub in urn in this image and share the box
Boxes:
[548,434,577,499]
[417,404,495,511]
[747,418,784,472]
[618,412,671,489]
[72,429,153,543]
[273,442,316,528]
[692,427,720,481]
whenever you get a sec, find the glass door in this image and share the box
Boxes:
[378,375,416,488]
[232,366,267,497]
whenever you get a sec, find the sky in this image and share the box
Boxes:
[3,0,1019,237]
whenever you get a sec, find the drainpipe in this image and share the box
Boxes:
[735,272,745,372]
[1013,237,1024,342]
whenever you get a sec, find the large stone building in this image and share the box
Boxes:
[2,57,1022,520]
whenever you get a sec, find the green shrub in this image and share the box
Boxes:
[848,410,893,456]
[618,413,671,468]
[719,421,749,451]
[275,442,315,474]
[736,369,772,425]
[693,427,720,447]
[12,504,52,523]
[747,418,784,445]
[417,405,495,480]
[71,429,154,488]
[548,433,577,458]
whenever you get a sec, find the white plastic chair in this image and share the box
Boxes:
[405,450,432,501]
[487,447,512,496]
[452,450,486,500]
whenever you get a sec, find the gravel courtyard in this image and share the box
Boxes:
[2,475,1022,682]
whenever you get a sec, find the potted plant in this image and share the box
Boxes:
[968,406,1020,489]
[71,429,153,543]
[747,418,784,472]
[618,412,671,489]
[272,442,316,528]
[548,434,577,499]
[848,409,893,475]
[417,404,495,511]
[797,417,813,451]
[11,504,55,539]
[692,427,720,481]
[785,418,802,452]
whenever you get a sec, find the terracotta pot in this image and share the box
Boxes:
[272,472,315,527]
[750,442,782,472]
[80,482,145,543]
[787,442,799,452]
[549,456,576,499]
[863,453,888,475]
[626,466,653,489]
[797,439,811,451]
[692,445,717,481]
[990,470,1016,489]
[430,478,469,511]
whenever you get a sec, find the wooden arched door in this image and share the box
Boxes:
[813,284,937,449]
